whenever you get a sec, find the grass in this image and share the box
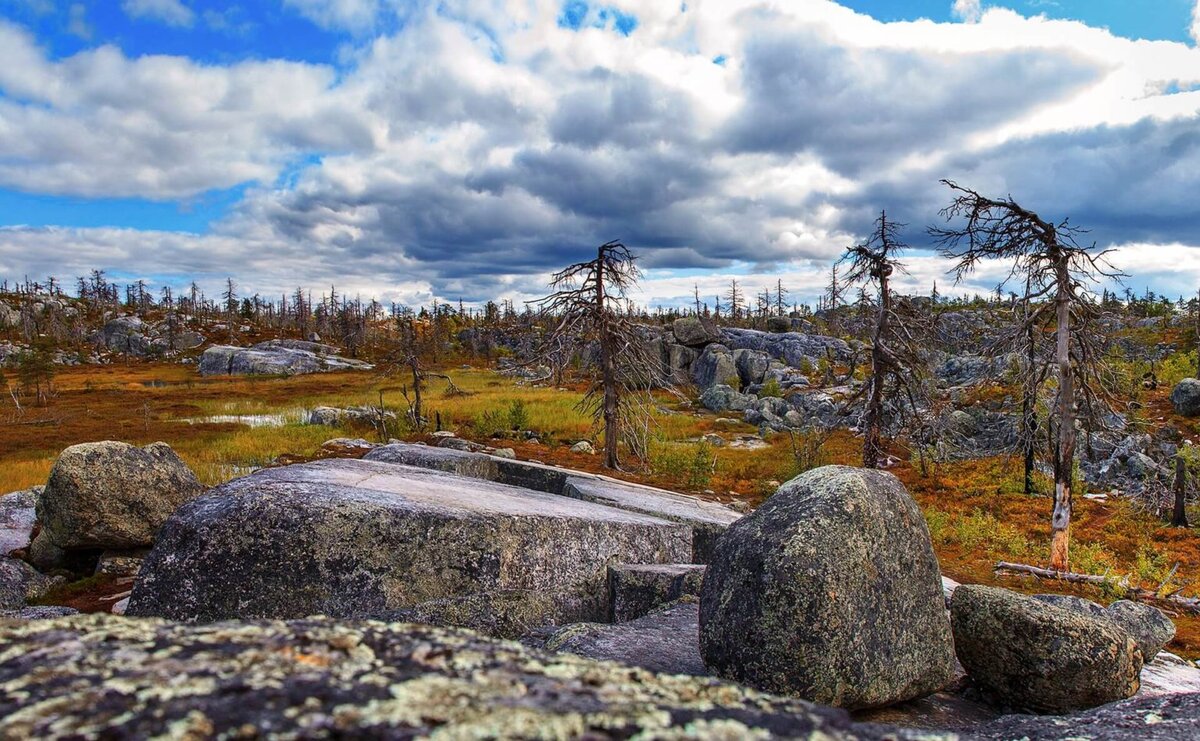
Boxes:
[8,361,1200,658]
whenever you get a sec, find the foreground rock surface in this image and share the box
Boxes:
[30,442,204,566]
[700,465,955,709]
[952,585,1143,714]
[127,459,691,635]
[0,614,909,740]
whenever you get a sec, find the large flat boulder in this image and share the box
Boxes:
[126,459,692,635]
[699,466,955,710]
[0,613,903,740]
[951,585,1143,714]
[199,340,372,376]
[30,442,205,569]
[364,442,742,562]
[1034,594,1176,662]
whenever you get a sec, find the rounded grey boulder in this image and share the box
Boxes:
[1171,379,1200,417]
[33,441,205,556]
[699,465,955,709]
[1034,593,1176,661]
[671,316,720,348]
[952,585,1143,713]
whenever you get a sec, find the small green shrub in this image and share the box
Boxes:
[649,440,715,490]
[759,377,783,398]
[507,399,530,431]
[722,374,741,391]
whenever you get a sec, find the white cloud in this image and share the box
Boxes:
[1192,0,1200,45]
[952,0,983,24]
[121,0,195,28]
[66,3,90,39]
[283,0,382,32]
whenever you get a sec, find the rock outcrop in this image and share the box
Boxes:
[671,316,720,348]
[127,459,693,635]
[951,585,1143,713]
[29,442,205,570]
[199,339,372,376]
[699,465,955,709]
[0,613,909,740]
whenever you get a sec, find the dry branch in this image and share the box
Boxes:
[994,560,1200,616]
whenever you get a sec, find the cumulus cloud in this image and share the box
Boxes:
[1192,0,1200,45]
[0,20,378,198]
[3,0,1200,305]
[283,0,382,32]
[121,0,195,27]
[952,0,983,24]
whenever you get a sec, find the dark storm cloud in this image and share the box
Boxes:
[722,23,1103,175]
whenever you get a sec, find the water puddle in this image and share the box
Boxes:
[178,408,311,427]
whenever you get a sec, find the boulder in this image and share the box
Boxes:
[734,348,771,386]
[570,440,595,454]
[1171,379,1200,417]
[31,442,204,562]
[127,459,692,635]
[101,317,152,356]
[0,605,78,620]
[364,443,741,562]
[0,488,37,556]
[691,343,739,389]
[951,585,1143,713]
[700,383,753,412]
[1034,594,1175,661]
[0,558,57,610]
[974,693,1200,741]
[608,563,705,622]
[0,614,893,740]
[546,600,708,676]
[199,340,372,377]
[699,465,955,709]
[671,316,720,348]
[667,343,698,379]
[0,301,18,328]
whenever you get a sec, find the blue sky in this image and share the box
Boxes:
[1,1,1199,305]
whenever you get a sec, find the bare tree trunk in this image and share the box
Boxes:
[409,357,423,431]
[1023,321,1037,495]
[862,268,889,469]
[596,259,620,469]
[1173,452,1190,528]
[1051,255,1075,571]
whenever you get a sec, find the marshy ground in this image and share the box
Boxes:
[7,361,1200,658]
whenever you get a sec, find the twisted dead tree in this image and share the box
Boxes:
[932,180,1122,571]
[840,211,932,469]
[530,240,665,470]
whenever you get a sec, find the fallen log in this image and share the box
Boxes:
[994,560,1200,617]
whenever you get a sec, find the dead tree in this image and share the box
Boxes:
[932,180,1122,572]
[1173,450,1190,528]
[840,211,931,469]
[530,240,664,470]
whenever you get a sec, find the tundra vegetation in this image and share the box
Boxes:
[5,190,1200,660]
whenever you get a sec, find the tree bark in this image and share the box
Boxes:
[862,263,890,469]
[1050,252,1075,572]
[1173,452,1190,528]
[596,250,620,469]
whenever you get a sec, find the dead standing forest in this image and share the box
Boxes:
[6,183,1200,653]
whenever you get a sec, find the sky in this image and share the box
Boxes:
[0,0,1199,310]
